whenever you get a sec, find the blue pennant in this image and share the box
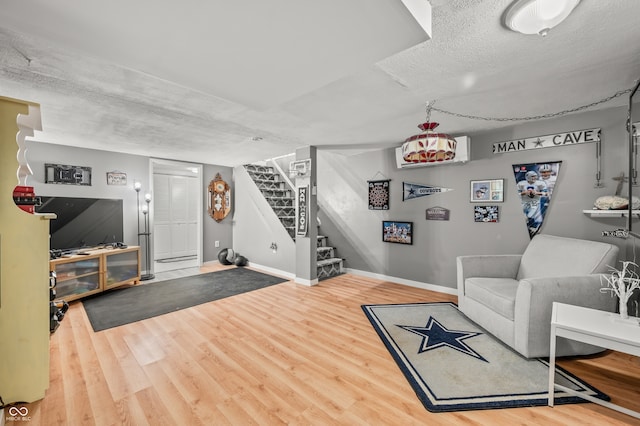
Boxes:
[397,316,488,362]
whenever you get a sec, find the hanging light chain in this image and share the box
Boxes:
[428,88,633,122]
[425,100,435,122]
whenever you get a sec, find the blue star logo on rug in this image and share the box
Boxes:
[397,316,488,362]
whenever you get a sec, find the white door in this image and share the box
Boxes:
[152,162,201,273]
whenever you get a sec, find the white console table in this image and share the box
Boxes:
[548,302,640,419]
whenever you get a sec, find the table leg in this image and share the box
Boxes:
[548,324,557,407]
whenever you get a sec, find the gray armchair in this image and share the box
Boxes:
[457,234,619,358]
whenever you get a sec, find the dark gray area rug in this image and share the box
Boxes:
[83,267,287,331]
[362,302,609,413]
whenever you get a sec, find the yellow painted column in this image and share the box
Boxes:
[0,96,51,403]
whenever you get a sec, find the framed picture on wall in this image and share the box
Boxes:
[106,171,127,185]
[470,179,504,202]
[474,205,499,223]
[382,221,413,245]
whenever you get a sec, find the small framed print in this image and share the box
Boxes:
[106,171,127,185]
[45,163,92,186]
[382,221,413,245]
[474,205,499,223]
[471,179,504,202]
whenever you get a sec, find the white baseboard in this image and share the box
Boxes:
[241,263,457,295]
[294,277,319,286]
[345,268,458,296]
[246,262,295,280]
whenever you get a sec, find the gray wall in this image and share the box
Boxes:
[316,105,631,289]
[203,164,234,262]
[232,165,296,274]
[25,103,635,288]
[25,141,232,263]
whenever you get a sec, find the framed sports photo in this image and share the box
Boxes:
[474,205,499,223]
[471,179,504,202]
[382,221,413,245]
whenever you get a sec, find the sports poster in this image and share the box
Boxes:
[512,161,561,238]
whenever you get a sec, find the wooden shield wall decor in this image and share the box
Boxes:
[208,173,231,222]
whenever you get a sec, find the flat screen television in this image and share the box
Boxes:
[36,196,124,252]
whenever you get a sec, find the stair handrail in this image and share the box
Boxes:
[267,154,321,227]
[268,154,295,190]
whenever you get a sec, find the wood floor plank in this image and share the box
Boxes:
[60,308,98,424]
[131,386,177,426]
[140,362,205,425]
[8,266,640,425]
[121,322,167,367]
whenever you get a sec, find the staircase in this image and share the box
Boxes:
[316,235,343,280]
[244,163,344,280]
[244,164,296,239]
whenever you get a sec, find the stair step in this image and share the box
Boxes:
[317,257,342,266]
[257,182,286,190]
[317,257,343,280]
[244,164,274,173]
[265,195,294,200]
[249,173,278,181]
[252,177,282,183]
[273,208,295,216]
[317,246,334,261]
[261,191,292,198]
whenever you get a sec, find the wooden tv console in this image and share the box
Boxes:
[50,246,141,302]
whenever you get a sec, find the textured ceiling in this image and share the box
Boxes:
[1,0,639,166]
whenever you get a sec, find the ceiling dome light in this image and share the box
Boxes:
[504,0,581,36]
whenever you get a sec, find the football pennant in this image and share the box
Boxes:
[512,161,562,238]
[403,182,453,201]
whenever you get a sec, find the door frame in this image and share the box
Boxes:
[149,158,203,271]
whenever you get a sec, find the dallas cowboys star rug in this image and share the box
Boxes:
[361,302,609,412]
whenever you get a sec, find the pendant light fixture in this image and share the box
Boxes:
[503,0,581,37]
[401,102,457,163]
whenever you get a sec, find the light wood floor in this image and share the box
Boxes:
[10,265,640,425]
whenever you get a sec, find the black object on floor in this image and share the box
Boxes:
[82,268,288,331]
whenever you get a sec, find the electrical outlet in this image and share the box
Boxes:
[215,240,220,247]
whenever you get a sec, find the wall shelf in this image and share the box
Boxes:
[583,209,640,217]
[0,96,51,403]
